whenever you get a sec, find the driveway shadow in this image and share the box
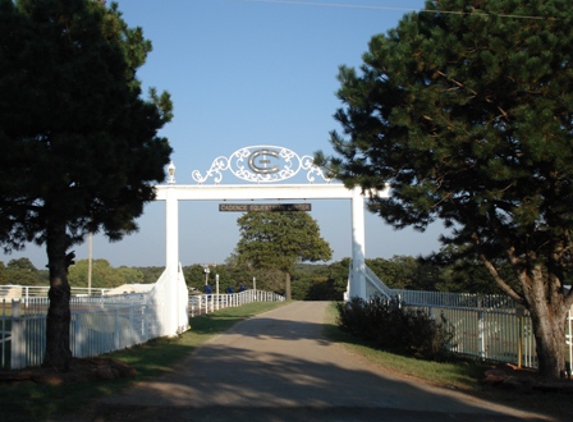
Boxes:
[92,302,555,422]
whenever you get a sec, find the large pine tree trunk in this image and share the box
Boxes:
[529,307,566,379]
[522,267,568,380]
[43,221,73,370]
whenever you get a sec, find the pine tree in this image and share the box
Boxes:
[0,0,172,369]
[236,211,332,300]
[322,0,573,379]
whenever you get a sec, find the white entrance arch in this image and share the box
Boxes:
[153,145,389,335]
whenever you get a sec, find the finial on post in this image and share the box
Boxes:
[167,161,176,184]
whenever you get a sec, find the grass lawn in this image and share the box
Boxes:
[323,302,573,421]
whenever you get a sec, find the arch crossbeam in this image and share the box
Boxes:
[154,183,358,201]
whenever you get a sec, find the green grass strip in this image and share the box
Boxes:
[323,302,572,421]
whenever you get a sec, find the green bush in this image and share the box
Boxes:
[336,296,455,361]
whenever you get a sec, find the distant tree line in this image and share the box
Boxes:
[0,253,518,299]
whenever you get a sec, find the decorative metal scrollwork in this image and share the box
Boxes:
[191,145,331,184]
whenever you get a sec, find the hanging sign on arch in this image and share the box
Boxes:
[219,203,312,212]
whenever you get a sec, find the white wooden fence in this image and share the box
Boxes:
[1,286,284,370]
[189,290,286,317]
[4,294,156,369]
[403,294,539,368]
[394,289,573,369]
[365,269,573,369]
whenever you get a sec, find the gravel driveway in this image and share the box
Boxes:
[84,301,556,422]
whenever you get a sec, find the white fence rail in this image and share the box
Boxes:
[411,302,539,368]
[0,287,283,370]
[0,285,111,300]
[189,290,286,317]
[364,265,393,300]
[393,289,517,310]
[363,267,572,369]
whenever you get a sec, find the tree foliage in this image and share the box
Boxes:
[181,263,238,293]
[182,264,208,291]
[135,266,164,284]
[67,259,144,288]
[1,257,47,285]
[0,0,172,369]
[367,256,424,290]
[296,258,351,300]
[236,211,332,299]
[425,245,521,294]
[321,0,573,379]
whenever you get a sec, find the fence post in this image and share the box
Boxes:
[10,300,25,370]
[128,304,135,345]
[74,313,83,358]
[114,309,120,351]
[516,305,525,368]
[478,309,486,360]
[141,304,148,341]
[216,274,220,311]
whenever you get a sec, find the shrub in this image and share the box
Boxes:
[336,295,455,361]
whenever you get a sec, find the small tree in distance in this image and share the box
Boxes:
[236,211,332,300]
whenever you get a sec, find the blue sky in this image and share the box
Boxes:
[3,0,448,269]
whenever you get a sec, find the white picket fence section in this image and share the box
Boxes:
[364,266,573,369]
[189,290,286,317]
[2,265,189,370]
[0,283,284,370]
[5,294,155,370]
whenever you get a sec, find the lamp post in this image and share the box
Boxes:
[203,265,210,285]
[215,273,220,310]
[87,231,93,296]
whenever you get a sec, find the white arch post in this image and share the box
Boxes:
[164,174,180,334]
[351,186,366,300]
